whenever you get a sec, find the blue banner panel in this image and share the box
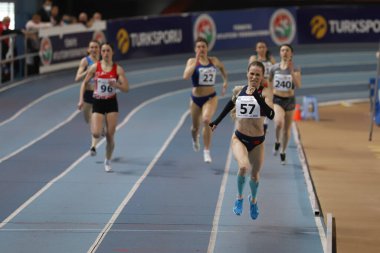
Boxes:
[39,22,107,73]
[41,33,93,65]
[191,7,298,51]
[297,6,380,44]
[107,15,193,61]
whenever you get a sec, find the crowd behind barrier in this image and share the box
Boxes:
[0,0,103,84]
[0,4,379,84]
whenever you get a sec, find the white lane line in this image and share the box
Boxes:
[207,145,233,253]
[292,123,327,253]
[0,228,318,234]
[0,75,182,127]
[0,75,47,93]
[0,83,78,127]
[87,109,189,253]
[2,57,370,127]
[0,88,189,231]
[0,75,192,163]
[0,110,80,164]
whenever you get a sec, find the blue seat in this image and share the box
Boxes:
[301,96,319,121]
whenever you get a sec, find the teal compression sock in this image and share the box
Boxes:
[249,179,259,200]
[237,175,246,197]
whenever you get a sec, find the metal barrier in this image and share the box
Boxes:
[0,32,39,85]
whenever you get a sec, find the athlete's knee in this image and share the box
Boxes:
[202,117,211,125]
[275,119,284,128]
[191,126,199,133]
[93,133,101,139]
[238,166,249,176]
[250,174,259,182]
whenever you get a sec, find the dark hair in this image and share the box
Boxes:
[86,40,100,55]
[194,36,208,47]
[247,61,265,75]
[101,42,114,51]
[280,43,294,52]
[254,41,272,60]
[89,40,100,46]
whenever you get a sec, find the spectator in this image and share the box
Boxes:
[25,14,51,76]
[88,12,102,27]
[25,14,52,31]
[78,12,89,27]
[61,14,76,25]
[37,0,53,22]
[0,16,25,82]
[50,5,62,26]
[0,16,10,35]
[92,12,102,21]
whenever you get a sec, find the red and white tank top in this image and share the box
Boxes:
[93,62,118,99]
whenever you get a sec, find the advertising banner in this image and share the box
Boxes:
[297,7,380,43]
[39,21,106,73]
[107,15,193,61]
[191,7,298,51]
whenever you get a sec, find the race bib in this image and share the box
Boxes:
[96,78,116,97]
[273,73,292,91]
[236,96,260,118]
[198,67,216,85]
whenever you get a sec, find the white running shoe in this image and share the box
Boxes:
[104,159,112,172]
[192,135,200,152]
[203,150,212,163]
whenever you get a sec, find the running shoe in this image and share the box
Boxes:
[203,149,212,163]
[104,159,112,172]
[90,147,97,156]
[273,142,280,156]
[233,198,243,216]
[192,135,200,152]
[249,195,259,220]
[280,153,286,165]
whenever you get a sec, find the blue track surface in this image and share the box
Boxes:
[0,43,377,253]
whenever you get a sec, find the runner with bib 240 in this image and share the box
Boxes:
[269,44,302,165]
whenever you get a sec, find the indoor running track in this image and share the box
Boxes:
[0,44,376,253]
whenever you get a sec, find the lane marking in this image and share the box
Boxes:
[207,144,233,253]
[0,83,78,127]
[0,49,375,94]
[0,75,47,93]
[0,76,195,163]
[0,61,371,128]
[0,110,80,164]
[88,109,190,253]
[0,88,189,229]
[0,227,321,234]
